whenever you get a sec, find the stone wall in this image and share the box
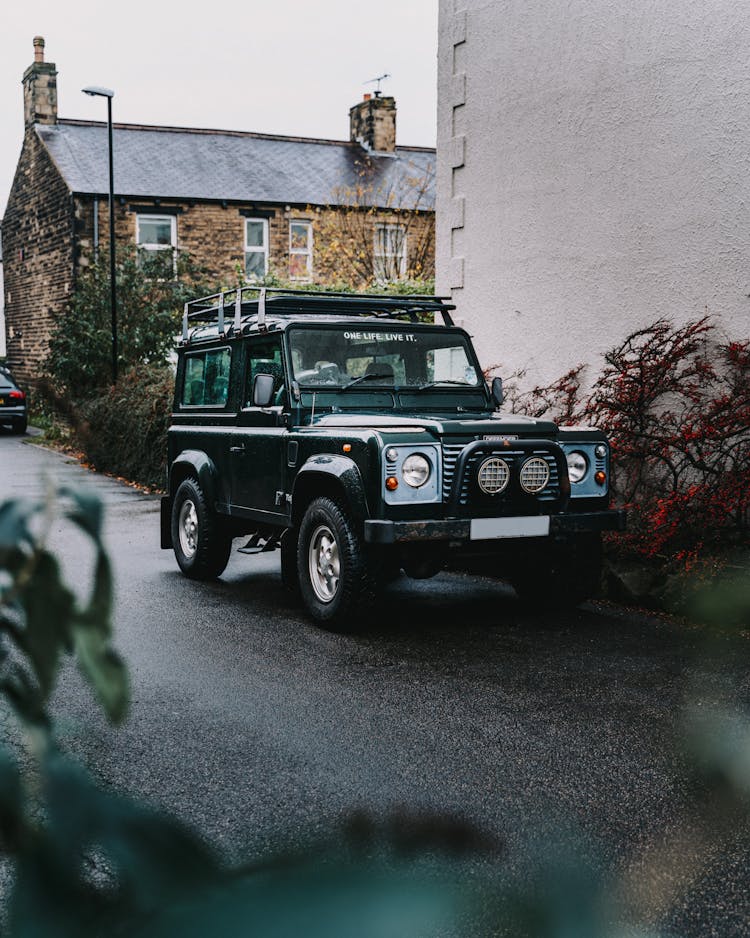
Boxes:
[73,198,434,288]
[74,197,290,284]
[3,130,72,384]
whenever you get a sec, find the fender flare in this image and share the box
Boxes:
[291,455,369,526]
[169,450,220,509]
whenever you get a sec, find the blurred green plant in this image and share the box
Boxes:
[0,487,127,727]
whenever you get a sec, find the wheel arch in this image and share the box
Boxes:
[291,456,369,528]
[169,450,220,508]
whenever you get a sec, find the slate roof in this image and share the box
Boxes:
[37,120,435,210]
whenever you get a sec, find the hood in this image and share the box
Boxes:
[310,411,559,438]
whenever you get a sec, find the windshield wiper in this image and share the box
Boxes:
[336,372,395,393]
[414,380,474,391]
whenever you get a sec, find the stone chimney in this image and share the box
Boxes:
[349,93,396,153]
[23,36,57,128]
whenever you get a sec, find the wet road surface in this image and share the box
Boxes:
[1,429,748,934]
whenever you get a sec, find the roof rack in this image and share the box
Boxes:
[181,285,456,341]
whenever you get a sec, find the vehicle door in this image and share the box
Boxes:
[229,334,289,519]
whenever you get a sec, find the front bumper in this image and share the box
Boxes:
[364,509,627,544]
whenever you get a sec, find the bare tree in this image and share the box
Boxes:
[311,155,435,287]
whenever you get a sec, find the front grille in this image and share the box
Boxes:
[442,442,561,507]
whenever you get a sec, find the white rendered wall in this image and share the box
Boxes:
[437,0,750,386]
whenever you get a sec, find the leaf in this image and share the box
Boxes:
[41,751,220,908]
[0,748,25,850]
[137,864,461,938]
[72,549,128,723]
[72,628,129,725]
[0,499,37,552]
[59,486,104,541]
[17,551,74,707]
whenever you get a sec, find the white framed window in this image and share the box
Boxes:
[289,221,313,280]
[136,215,177,274]
[374,223,407,281]
[245,218,269,280]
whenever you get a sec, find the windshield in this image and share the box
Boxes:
[288,326,483,390]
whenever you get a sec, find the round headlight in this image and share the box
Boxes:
[520,456,550,494]
[567,451,588,484]
[402,453,431,488]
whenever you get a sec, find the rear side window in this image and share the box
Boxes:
[181,347,231,406]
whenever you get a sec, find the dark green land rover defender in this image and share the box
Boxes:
[161,287,625,626]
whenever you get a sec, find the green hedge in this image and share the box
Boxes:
[76,365,174,491]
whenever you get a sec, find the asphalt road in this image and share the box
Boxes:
[1,429,748,935]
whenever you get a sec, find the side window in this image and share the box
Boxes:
[182,348,231,406]
[245,337,285,407]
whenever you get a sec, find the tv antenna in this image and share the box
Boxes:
[365,73,391,97]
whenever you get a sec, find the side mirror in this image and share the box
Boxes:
[253,373,275,407]
[491,376,504,408]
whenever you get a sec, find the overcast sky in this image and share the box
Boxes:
[1,0,438,217]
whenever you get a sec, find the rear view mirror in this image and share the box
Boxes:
[491,376,504,407]
[253,373,275,407]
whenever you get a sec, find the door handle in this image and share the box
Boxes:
[230,445,245,453]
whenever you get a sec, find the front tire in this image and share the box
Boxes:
[171,478,232,580]
[297,497,376,629]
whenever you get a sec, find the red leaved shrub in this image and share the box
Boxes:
[508,317,750,567]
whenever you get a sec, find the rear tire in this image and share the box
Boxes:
[512,534,603,609]
[171,478,232,580]
[12,418,27,435]
[297,496,376,629]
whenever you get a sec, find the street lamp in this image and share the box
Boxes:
[82,85,118,384]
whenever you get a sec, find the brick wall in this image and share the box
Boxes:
[75,197,435,287]
[76,199,302,283]
[2,130,72,384]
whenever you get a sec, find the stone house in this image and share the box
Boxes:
[437,1,749,385]
[3,38,435,383]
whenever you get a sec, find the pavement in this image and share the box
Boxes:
[0,427,748,935]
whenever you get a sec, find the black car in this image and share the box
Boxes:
[161,288,626,627]
[0,366,27,434]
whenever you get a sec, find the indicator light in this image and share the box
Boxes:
[594,470,607,486]
[342,443,352,453]
[385,476,399,491]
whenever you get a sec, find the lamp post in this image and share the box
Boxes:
[82,85,117,384]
